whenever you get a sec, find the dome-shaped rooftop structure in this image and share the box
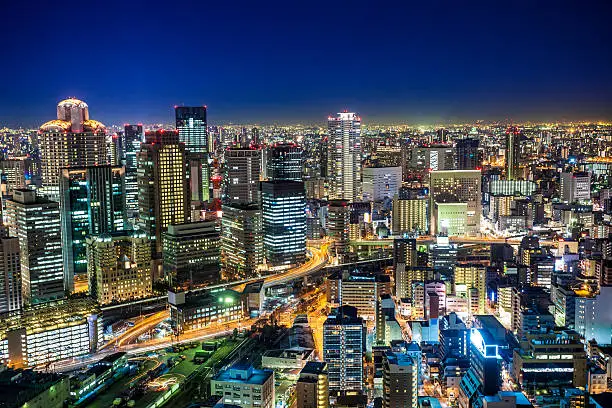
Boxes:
[39,98,104,133]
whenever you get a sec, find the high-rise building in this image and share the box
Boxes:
[86,231,152,305]
[362,166,402,202]
[327,112,362,202]
[392,188,429,235]
[0,158,29,198]
[296,361,329,408]
[454,264,486,315]
[409,146,455,172]
[175,107,210,203]
[221,203,263,279]
[0,235,21,313]
[382,351,418,408]
[327,200,350,260]
[137,130,190,256]
[323,306,365,393]
[5,189,64,305]
[429,170,481,236]
[224,147,262,204]
[60,165,126,292]
[163,221,221,288]
[505,127,521,180]
[123,124,144,221]
[266,143,304,182]
[455,138,481,170]
[560,171,591,203]
[261,181,306,268]
[393,238,418,299]
[39,98,108,199]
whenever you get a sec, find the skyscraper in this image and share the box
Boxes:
[38,98,108,200]
[505,127,521,180]
[296,361,329,408]
[60,165,126,291]
[362,166,402,202]
[221,203,263,279]
[0,235,21,313]
[327,200,350,261]
[261,181,307,268]
[266,143,304,182]
[223,147,262,204]
[327,112,362,202]
[137,130,190,256]
[323,305,365,393]
[456,138,482,170]
[86,231,152,305]
[175,107,210,203]
[5,189,64,305]
[124,124,144,221]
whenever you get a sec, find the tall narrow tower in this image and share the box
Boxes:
[327,112,362,201]
[175,107,210,203]
[505,126,521,180]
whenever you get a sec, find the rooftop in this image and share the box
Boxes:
[212,363,273,385]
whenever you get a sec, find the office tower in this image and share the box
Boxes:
[296,361,329,408]
[433,202,468,236]
[436,128,449,143]
[169,288,244,332]
[124,124,144,220]
[0,158,29,198]
[393,238,417,298]
[560,171,591,203]
[327,112,362,201]
[362,166,402,202]
[323,306,366,393]
[211,363,275,408]
[108,132,123,166]
[162,221,221,288]
[454,264,486,315]
[38,98,108,199]
[392,189,428,235]
[455,138,481,170]
[505,127,521,180]
[221,203,263,279]
[137,130,190,256]
[224,147,262,204]
[266,143,304,181]
[5,189,64,305]
[382,351,418,408]
[86,231,152,305]
[512,329,587,395]
[261,181,306,268]
[327,272,391,319]
[327,200,350,260]
[409,146,455,171]
[175,106,210,203]
[0,298,100,367]
[429,170,481,236]
[0,235,21,313]
[60,165,126,292]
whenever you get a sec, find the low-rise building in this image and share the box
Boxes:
[169,289,245,333]
[211,363,275,408]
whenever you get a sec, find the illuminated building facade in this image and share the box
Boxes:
[327,200,350,259]
[224,147,261,204]
[560,171,591,203]
[458,328,501,408]
[137,130,190,256]
[323,306,365,393]
[123,124,143,221]
[175,106,210,203]
[505,127,521,180]
[266,143,303,181]
[39,98,107,200]
[5,189,64,305]
[296,361,329,408]
[433,202,468,236]
[455,138,481,170]
[429,170,481,236]
[221,203,263,279]
[86,231,152,305]
[261,181,306,268]
[327,112,362,201]
[169,289,244,332]
[0,236,21,313]
[362,166,402,202]
[391,188,428,235]
[0,158,29,198]
[162,221,221,288]
[382,351,418,408]
[0,298,101,367]
[211,363,275,408]
[409,146,455,171]
[454,264,486,315]
[60,165,126,292]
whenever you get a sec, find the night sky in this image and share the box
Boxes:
[2,0,612,126]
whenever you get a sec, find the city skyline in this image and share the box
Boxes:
[2,1,612,126]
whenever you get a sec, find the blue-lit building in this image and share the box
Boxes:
[261,180,306,268]
[265,142,303,182]
[59,165,126,292]
[323,305,366,393]
[175,106,210,203]
[123,124,143,221]
[211,363,275,408]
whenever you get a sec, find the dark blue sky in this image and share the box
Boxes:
[1,0,611,126]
